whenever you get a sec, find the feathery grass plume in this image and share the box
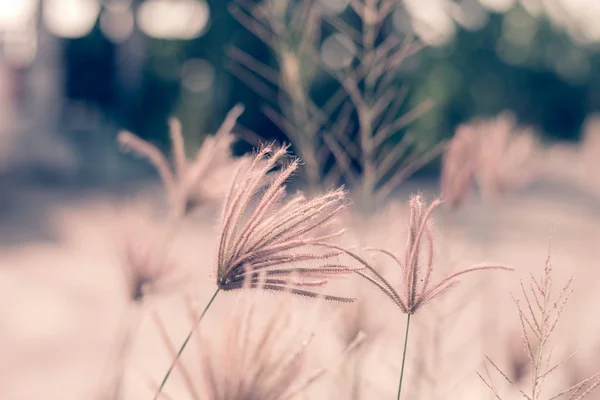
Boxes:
[149,287,365,400]
[201,305,314,400]
[441,112,540,209]
[333,202,408,399]
[440,125,478,210]
[216,144,358,300]
[478,245,600,400]
[117,105,245,217]
[347,194,511,315]
[96,203,189,400]
[153,145,360,399]
[99,204,180,400]
[115,203,187,302]
[112,102,243,400]
[328,194,511,399]
[473,112,540,199]
[334,290,384,399]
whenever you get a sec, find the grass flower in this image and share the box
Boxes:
[229,0,441,205]
[150,289,364,400]
[114,204,186,302]
[200,301,315,400]
[97,204,189,400]
[478,246,600,400]
[118,105,245,217]
[216,144,358,301]
[441,112,540,208]
[475,112,540,198]
[440,125,478,210]
[331,194,512,399]
[344,195,511,315]
[153,144,360,399]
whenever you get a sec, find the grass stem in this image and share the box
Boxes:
[397,313,412,400]
[153,287,220,400]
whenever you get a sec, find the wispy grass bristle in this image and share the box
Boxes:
[479,244,600,400]
[216,144,360,301]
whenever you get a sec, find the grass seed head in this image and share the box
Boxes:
[216,144,359,302]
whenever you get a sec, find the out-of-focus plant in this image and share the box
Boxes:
[98,203,186,400]
[441,111,541,210]
[118,105,246,218]
[228,0,442,211]
[227,0,325,187]
[318,0,441,209]
[150,287,365,400]
[440,124,478,210]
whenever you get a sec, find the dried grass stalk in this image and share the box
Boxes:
[201,293,362,400]
[441,111,540,209]
[217,143,361,301]
[340,194,512,315]
[228,0,325,186]
[151,289,365,400]
[114,204,188,302]
[229,0,441,206]
[440,125,478,210]
[118,105,245,217]
[478,245,600,400]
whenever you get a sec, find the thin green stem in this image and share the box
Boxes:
[153,287,220,400]
[397,313,412,400]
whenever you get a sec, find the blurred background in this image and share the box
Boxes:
[1,0,599,188]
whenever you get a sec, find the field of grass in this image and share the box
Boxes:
[2,142,600,399]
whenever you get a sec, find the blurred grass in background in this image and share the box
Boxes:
[0,0,599,184]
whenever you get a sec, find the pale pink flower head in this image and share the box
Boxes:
[440,112,540,209]
[216,144,360,302]
[118,105,245,217]
[112,203,187,302]
[440,124,478,209]
[475,112,539,198]
[346,194,512,314]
